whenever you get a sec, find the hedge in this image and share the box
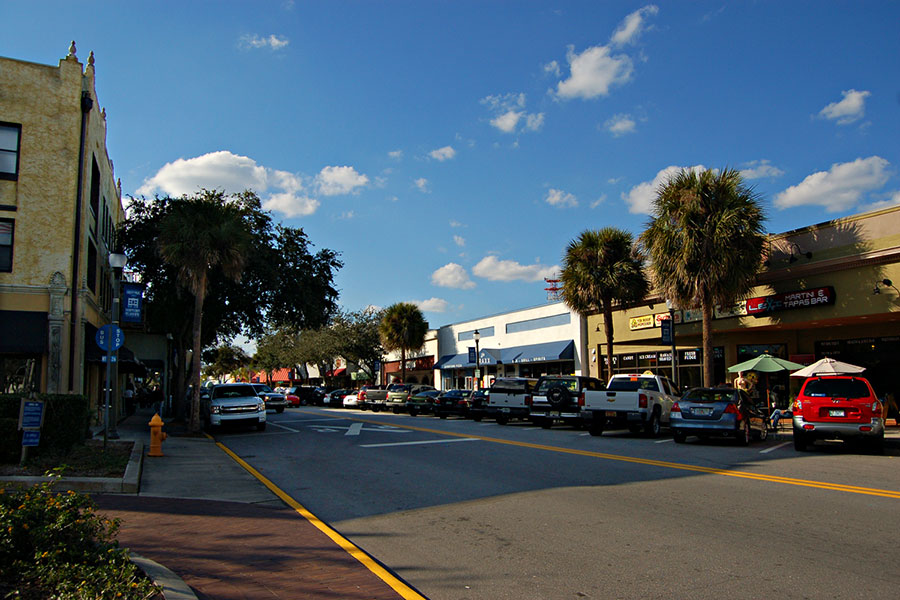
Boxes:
[0,394,90,462]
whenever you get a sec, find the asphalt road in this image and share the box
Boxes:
[213,407,900,600]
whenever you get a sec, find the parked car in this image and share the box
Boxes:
[385,383,436,413]
[201,383,267,432]
[285,386,324,406]
[357,385,387,410]
[478,377,539,424]
[284,388,301,407]
[342,390,362,409]
[406,389,442,416]
[669,387,768,445]
[251,383,289,414]
[434,389,475,418]
[529,375,605,429]
[581,373,678,437]
[368,383,409,412]
[468,389,488,420]
[326,388,351,407]
[792,375,884,452]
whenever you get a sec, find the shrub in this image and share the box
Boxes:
[0,394,90,460]
[0,473,159,599]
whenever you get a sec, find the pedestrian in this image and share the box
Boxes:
[734,371,752,393]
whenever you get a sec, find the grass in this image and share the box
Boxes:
[0,440,133,477]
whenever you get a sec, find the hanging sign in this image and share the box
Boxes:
[121,283,144,323]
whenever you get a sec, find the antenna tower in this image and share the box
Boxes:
[544,278,562,301]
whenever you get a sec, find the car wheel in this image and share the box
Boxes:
[256,422,266,432]
[473,414,483,422]
[628,424,643,435]
[547,386,571,408]
[737,419,751,446]
[673,430,687,443]
[644,410,661,438]
[496,414,508,425]
[867,433,885,455]
[392,406,401,414]
[276,407,284,414]
[793,429,807,451]
[372,405,380,413]
[409,409,418,417]
[588,422,604,437]
[438,412,447,419]
[755,422,768,442]
[540,418,553,429]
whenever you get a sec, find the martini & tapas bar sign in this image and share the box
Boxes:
[746,286,835,316]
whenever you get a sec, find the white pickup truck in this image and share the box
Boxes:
[581,373,679,437]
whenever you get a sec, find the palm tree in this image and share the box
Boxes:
[641,168,766,386]
[379,303,428,384]
[158,190,252,432]
[560,228,649,382]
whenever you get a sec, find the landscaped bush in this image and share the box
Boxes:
[0,394,90,460]
[0,418,19,464]
[0,474,159,599]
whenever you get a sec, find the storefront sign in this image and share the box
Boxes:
[629,315,654,330]
[746,286,835,316]
[654,312,683,326]
[714,302,748,319]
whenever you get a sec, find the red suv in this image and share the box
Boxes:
[792,375,884,452]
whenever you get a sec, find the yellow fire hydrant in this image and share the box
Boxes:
[148,413,167,457]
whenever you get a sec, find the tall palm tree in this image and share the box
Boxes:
[641,168,766,386]
[560,228,649,382]
[379,303,428,384]
[158,190,252,432]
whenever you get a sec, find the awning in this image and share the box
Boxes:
[503,340,575,364]
[326,367,346,377]
[84,342,147,375]
[478,348,502,365]
[435,353,471,370]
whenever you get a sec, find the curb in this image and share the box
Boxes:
[132,553,198,600]
[0,440,144,493]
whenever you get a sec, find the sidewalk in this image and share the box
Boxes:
[93,408,416,600]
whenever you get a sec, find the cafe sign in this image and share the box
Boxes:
[746,286,835,316]
[629,315,655,330]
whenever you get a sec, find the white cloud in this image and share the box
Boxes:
[338,210,355,220]
[239,34,290,50]
[453,235,465,247]
[482,93,543,134]
[610,5,659,47]
[262,193,319,217]
[740,159,785,180]
[431,263,475,289]
[774,156,891,212]
[590,194,607,209]
[622,164,707,215]
[544,60,561,77]
[315,165,368,196]
[473,256,559,282]
[429,146,456,161]
[388,149,403,160]
[604,113,636,137]
[857,190,900,213]
[137,150,269,197]
[414,177,430,193]
[525,113,545,131]
[415,297,449,313]
[545,188,578,208]
[818,89,871,125]
[449,220,463,228]
[491,110,523,133]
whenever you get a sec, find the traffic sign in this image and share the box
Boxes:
[96,324,124,351]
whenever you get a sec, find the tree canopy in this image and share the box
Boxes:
[379,303,428,383]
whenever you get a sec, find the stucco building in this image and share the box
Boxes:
[0,43,125,404]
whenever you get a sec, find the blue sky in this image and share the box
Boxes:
[5,1,900,331]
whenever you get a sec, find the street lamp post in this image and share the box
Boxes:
[473,329,481,391]
[665,299,678,390]
[107,253,126,440]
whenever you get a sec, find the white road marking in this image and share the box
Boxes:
[760,442,791,454]
[361,438,480,449]
[655,438,673,444]
[307,423,410,434]
[345,422,363,436]
[278,418,347,424]
[268,422,300,433]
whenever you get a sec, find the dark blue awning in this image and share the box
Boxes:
[478,348,502,365]
[434,353,471,370]
[503,340,575,364]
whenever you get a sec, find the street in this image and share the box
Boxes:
[213,407,900,599]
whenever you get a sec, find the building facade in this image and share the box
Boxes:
[585,205,900,402]
[0,44,125,407]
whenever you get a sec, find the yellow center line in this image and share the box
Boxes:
[298,410,900,500]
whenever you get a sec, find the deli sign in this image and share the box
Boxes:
[746,286,835,316]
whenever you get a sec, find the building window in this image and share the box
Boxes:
[506,313,571,334]
[0,219,13,272]
[0,122,22,181]
[458,327,494,342]
[87,240,97,293]
[89,157,100,220]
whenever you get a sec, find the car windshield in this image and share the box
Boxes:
[420,390,440,398]
[682,389,737,404]
[252,384,273,393]
[443,389,471,398]
[536,378,577,393]
[387,384,408,392]
[803,378,871,399]
[606,377,660,392]
[490,379,534,394]
[213,385,257,399]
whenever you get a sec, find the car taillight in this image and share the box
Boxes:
[525,395,532,406]
[724,403,741,419]
[407,393,412,401]
[671,402,680,413]
[359,390,367,401]
[578,392,585,407]
[638,393,648,409]
[872,401,882,417]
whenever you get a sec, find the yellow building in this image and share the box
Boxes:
[0,42,124,407]
[587,205,900,401]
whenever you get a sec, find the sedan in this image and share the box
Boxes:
[406,389,442,416]
[326,388,351,407]
[342,391,361,409]
[670,387,768,445]
[434,389,475,419]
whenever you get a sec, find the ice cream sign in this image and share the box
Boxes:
[745,286,835,316]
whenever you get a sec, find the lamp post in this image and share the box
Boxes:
[473,329,481,391]
[665,299,678,390]
[107,253,126,440]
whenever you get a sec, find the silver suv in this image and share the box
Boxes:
[202,383,267,431]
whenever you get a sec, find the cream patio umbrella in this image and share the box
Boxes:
[790,357,866,378]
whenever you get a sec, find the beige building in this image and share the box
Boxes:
[0,43,126,407]
[586,205,900,402]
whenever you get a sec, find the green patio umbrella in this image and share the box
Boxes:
[727,353,805,411]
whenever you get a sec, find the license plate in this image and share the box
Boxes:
[693,407,712,416]
[828,409,845,417]
[501,407,510,413]
[605,411,617,417]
